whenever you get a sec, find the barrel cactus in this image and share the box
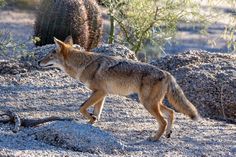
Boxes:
[34,0,103,50]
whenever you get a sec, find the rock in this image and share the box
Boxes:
[34,121,125,154]
[150,50,236,123]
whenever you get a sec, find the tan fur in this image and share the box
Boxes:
[38,36,200,141]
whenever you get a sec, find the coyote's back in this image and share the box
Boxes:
[38,36,199,141]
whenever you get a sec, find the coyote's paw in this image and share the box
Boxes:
[88,114,97,124]
[165,130,172,138]
[147,136,160,142]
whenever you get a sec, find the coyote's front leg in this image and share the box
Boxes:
[79,90,106,124]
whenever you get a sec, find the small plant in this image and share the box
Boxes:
[198,0,236,53]
[0,0,5,7]
[34,0,103,50]
[223,26,236,53]
[0,30,12,56]
[222,0,236,53]
[0,30,30,59]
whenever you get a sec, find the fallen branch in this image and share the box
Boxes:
[0,110,73,133]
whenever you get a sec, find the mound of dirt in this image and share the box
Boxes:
[34,121,125,154]
[92,43,137,61]
[150,50,236,123]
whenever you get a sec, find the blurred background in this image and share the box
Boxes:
[0,0,235,60]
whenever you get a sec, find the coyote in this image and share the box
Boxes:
[38,36,199,141]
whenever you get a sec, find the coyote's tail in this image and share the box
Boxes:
[166,74,200,120]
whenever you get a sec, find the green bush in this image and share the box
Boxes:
[103,0,206,55]
[0,0,5,7]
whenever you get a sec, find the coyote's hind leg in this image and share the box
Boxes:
[142,101,167,141]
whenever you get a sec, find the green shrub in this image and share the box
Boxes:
[103,0,209,55]
[0,0,5,7]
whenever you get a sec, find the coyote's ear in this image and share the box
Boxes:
[54,37,65,50]
[64,35,73,46]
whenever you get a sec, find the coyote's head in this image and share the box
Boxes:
[38,36,73,69]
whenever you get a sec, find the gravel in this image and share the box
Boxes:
[0,60,27,75]
[0,56,235,156]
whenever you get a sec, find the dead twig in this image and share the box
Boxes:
[0,110,73,133]
[21,116,73,127]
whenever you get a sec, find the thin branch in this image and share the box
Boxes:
[0,111,73,133]
[132,6,159,53]
[21,116,73,127]
[112,15,135,46]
